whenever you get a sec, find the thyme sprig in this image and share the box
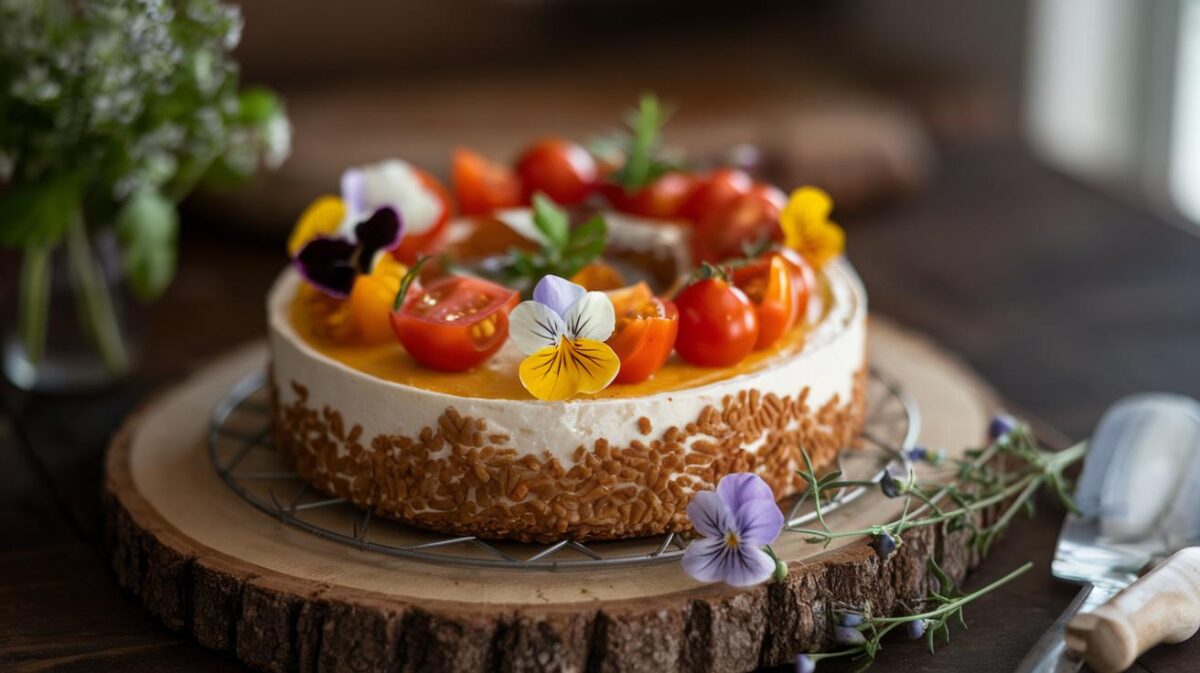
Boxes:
[791,423,1086,557]
[799,559,1032,670]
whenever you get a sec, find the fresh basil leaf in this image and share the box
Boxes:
[116,190,179,302]
[531,193,569,249]
[563,215,606,264]
[0,171,82,248]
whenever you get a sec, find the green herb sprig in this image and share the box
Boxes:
[792,423,1085,557]
[800,559,1032,670]
[494,193,606,296]
[607,93,682,192]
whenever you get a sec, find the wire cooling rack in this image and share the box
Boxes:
[208,369,919,570]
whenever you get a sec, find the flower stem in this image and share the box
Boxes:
[65,213,129,375]
[18,245,52,365]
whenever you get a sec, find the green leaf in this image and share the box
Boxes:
[608,93,681,192]
[531,193,569,249]
[117,190,179,302]
[561,215,606,267]
[0,172,82,248]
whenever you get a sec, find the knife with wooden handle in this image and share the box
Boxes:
[1065,547,1200,673]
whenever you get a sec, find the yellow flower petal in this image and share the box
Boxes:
[370,252,408,283]
[779,186,844,269]
[287,196,346,257]
[518,338,620,401]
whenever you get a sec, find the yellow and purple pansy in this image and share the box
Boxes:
[779,186,845,269]
[292,206,403,298]
[508,275,621,401]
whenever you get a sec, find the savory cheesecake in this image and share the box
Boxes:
[268,224,866,542]
[267,98,864,542]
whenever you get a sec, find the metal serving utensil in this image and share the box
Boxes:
[1015,394,1200,673]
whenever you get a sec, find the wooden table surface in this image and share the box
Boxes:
[3,140,1199,672]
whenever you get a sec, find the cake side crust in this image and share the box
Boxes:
[271,366,866,542]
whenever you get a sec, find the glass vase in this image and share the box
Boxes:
[3,219,136,392]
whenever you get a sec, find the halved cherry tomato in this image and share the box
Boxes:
[691,184,786,263]
[605,283,679,384]
[393,169,454,263]
[452,147,522,216]
[775,247,816,328]
[390,276,518,371]
[516,138,599,205]
[732,255,794,350]
[673,275,759,367]
[601,172,698,219]
[679,168,753,223]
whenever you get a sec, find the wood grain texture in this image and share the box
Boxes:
[100,319,1000,673]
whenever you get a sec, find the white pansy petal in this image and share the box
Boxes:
[563,291,615,341]
[508,301,566,356]
[341,160,442,235]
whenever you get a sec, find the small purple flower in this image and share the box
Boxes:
[795,654,816,673]
[906,619,927,640]
[682,473,785,587]
[988,413,1019,441]
[838,612,864,627]
[904,446,927,462]
[295,207,403,298]
[834,626,866,646]
[879,469,902,498]
[871,530,897,559]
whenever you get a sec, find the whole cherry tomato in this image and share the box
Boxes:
[515,138,598,205]
[601,172,698,219]
[393,168,454,263]
[679,168,753,223]
[673,274,759,367]
[775,247,816,327]
[452,147,522,216]
[732,254,794,350]
[390,275,518,371]
[691,183,786,263]
[605,283,680,384]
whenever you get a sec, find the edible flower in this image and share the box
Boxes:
[779,186,845,269]
[681,473,785,587]
[988,412,1019,442]
[341,159,445,239]
[508,275,621,401]
[294,206,403,298]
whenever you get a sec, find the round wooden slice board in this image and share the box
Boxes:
[104,317,999,673]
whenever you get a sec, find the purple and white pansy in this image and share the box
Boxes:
[682,473,785,587]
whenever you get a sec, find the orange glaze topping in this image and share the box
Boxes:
[290,276,832,401]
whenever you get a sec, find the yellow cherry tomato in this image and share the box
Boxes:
[349,256,407,344]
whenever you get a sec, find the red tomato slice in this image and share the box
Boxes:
[673,277,759,367]
[390,275,518,371]
[515,138,599,205]
[452,147,522,216]
[775,247,816,328]
[691,183,786,263]
[393,169,454,264]
[601,172,698,219]
[732,254,794,350]
[606,283,680,384]
[679,168,753,223]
